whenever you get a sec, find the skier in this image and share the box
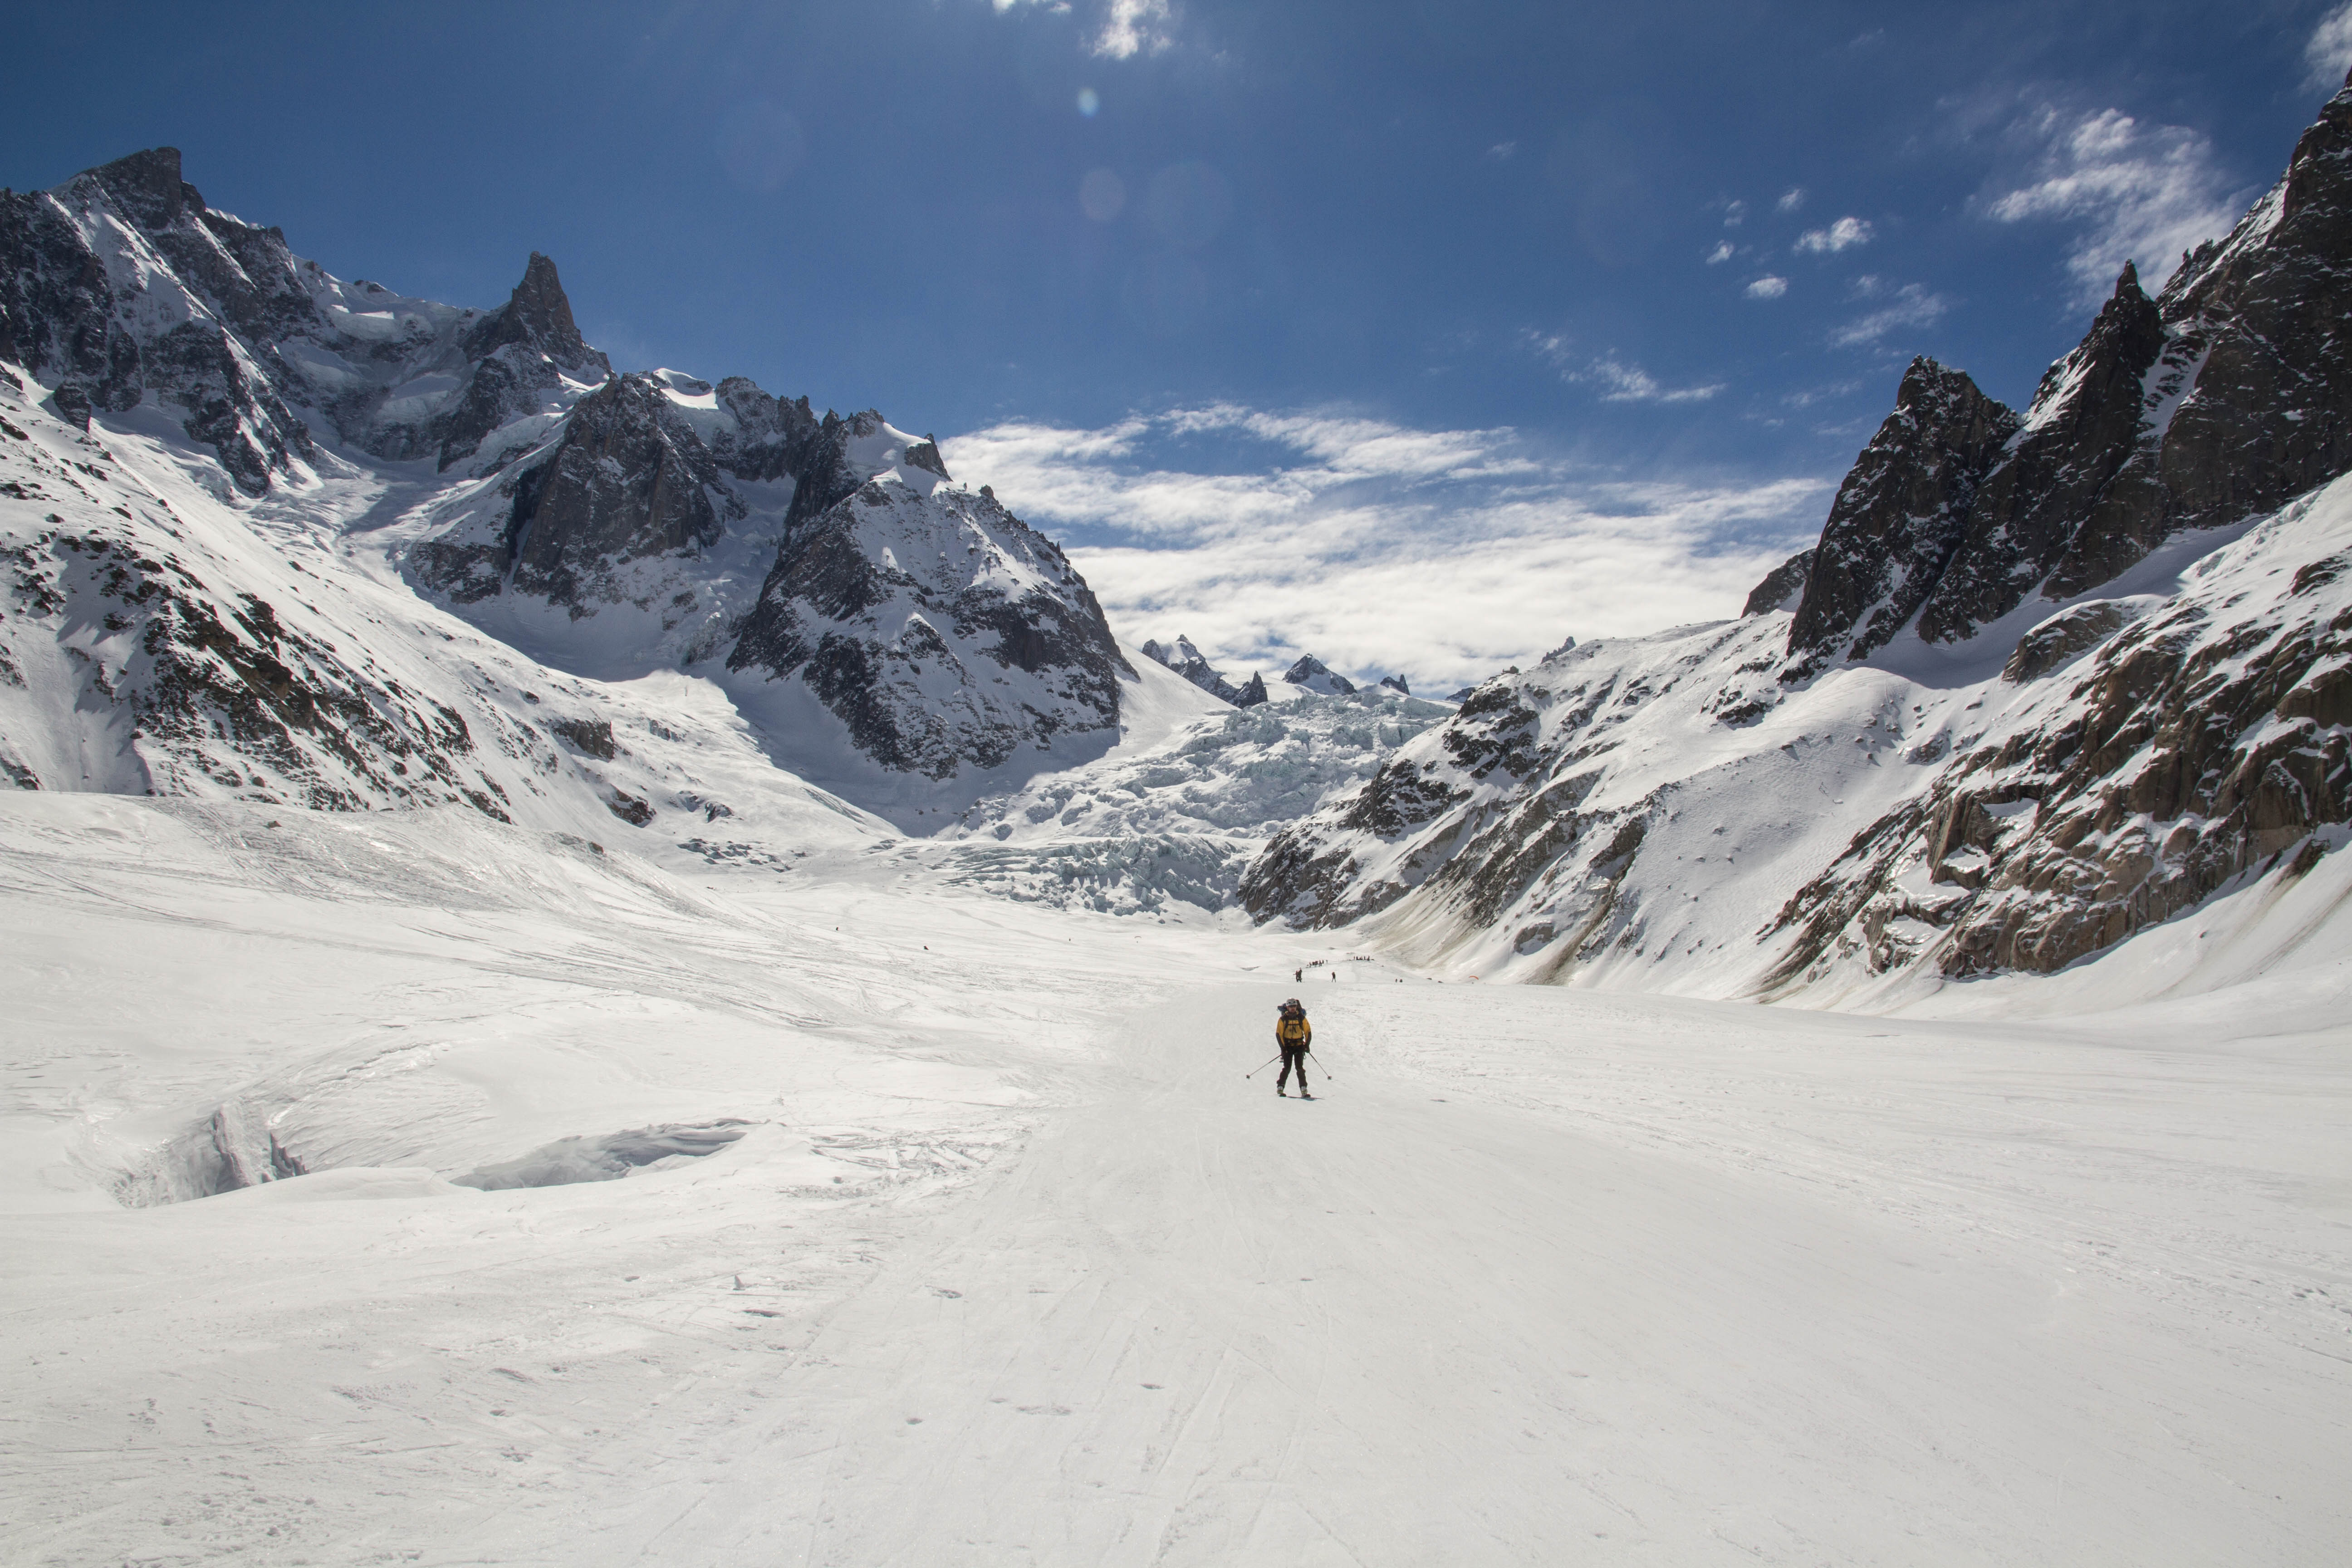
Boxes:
[1274,998,1313,1098]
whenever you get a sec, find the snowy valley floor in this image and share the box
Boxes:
[2,795,2347,1566]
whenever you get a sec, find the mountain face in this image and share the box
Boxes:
[1283,654,1356,696]
[0,147,1128,797]
[1790,74,2352,666]
[1240,75,2352,993]
[0,148,610,495]
[1140,635,1264,706]
[726,468,1134,779]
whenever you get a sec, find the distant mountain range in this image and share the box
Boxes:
[7,75,2352,993]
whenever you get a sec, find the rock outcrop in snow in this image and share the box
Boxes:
[728,472,1134,779]
[1283,654,1356,696]
[1140,635,1262,705]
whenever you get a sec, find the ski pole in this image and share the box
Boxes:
[1243,1054,1282,1078]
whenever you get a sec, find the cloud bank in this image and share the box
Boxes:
[1982,103,2246,304]
[2308,3,2352,92]
[943,407,1827,692]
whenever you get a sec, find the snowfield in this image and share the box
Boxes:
[2,785,2346,1565]
[9,123,2352,1566]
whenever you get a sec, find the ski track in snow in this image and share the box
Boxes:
[2,795,2347,1565]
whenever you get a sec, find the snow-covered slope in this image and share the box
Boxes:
[3,783,2346,1563]
[0,367,891,853]
[1244,480,2352,999]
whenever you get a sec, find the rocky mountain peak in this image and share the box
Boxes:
[1283,655,1356,696]
[1743,548,1813,617]
[1142,636,1253,705]
[1785,356,2019,661]
[463,251,606,375]
[1760,73,2352,664]
[86,146,195,231]
[727,478,1132,784]
[2279,66,2352,225]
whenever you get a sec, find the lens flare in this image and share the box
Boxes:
[1077,87,1101,117]
[1080,169,1125,222]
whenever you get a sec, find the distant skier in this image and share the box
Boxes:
[1274,998,1313,1098]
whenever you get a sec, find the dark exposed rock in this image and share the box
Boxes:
[48,383,89,431]
[508,375,724,605]
[429,253,611,471]
[1917,270,2167,642]
[1379,674,1411,695]
[1999,600,2135,683]
[728,481,1131,779]
[0,147,630,489]
[4,525,511,816]
[1743,549,1813,617]
[1765,523,2352,985]
[407,372,727,608]
[707,376,824,482]
[548,715,618,759]
[901,437,951,480]
[1788,360,2018,658]
[1790,74,2352,660]
[603,787,655,826]
[1236,672,1270,706]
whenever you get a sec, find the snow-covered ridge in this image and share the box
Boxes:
[2,145,1142,799]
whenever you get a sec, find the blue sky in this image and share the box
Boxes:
[10,1,2347,688]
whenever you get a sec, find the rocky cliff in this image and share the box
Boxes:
[1788,71,2352,666]
[0,149,611,494]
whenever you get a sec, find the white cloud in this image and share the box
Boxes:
[1705,240,1735,265]
[1981,104,2246,304]
[1828,282,1948,347]
[991,0,1171,59]
[1486,141,1518,161]
[1523,333,1725,403]
[942,408,1828,691]
[1745,275,1788,299]
[1776,187,1807,213]
[1093,0,1174,58]
[1794,216,1874,254]
[1723,199,1748,228]
[2308,3,2352,91]
[1579,356,1726,405]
